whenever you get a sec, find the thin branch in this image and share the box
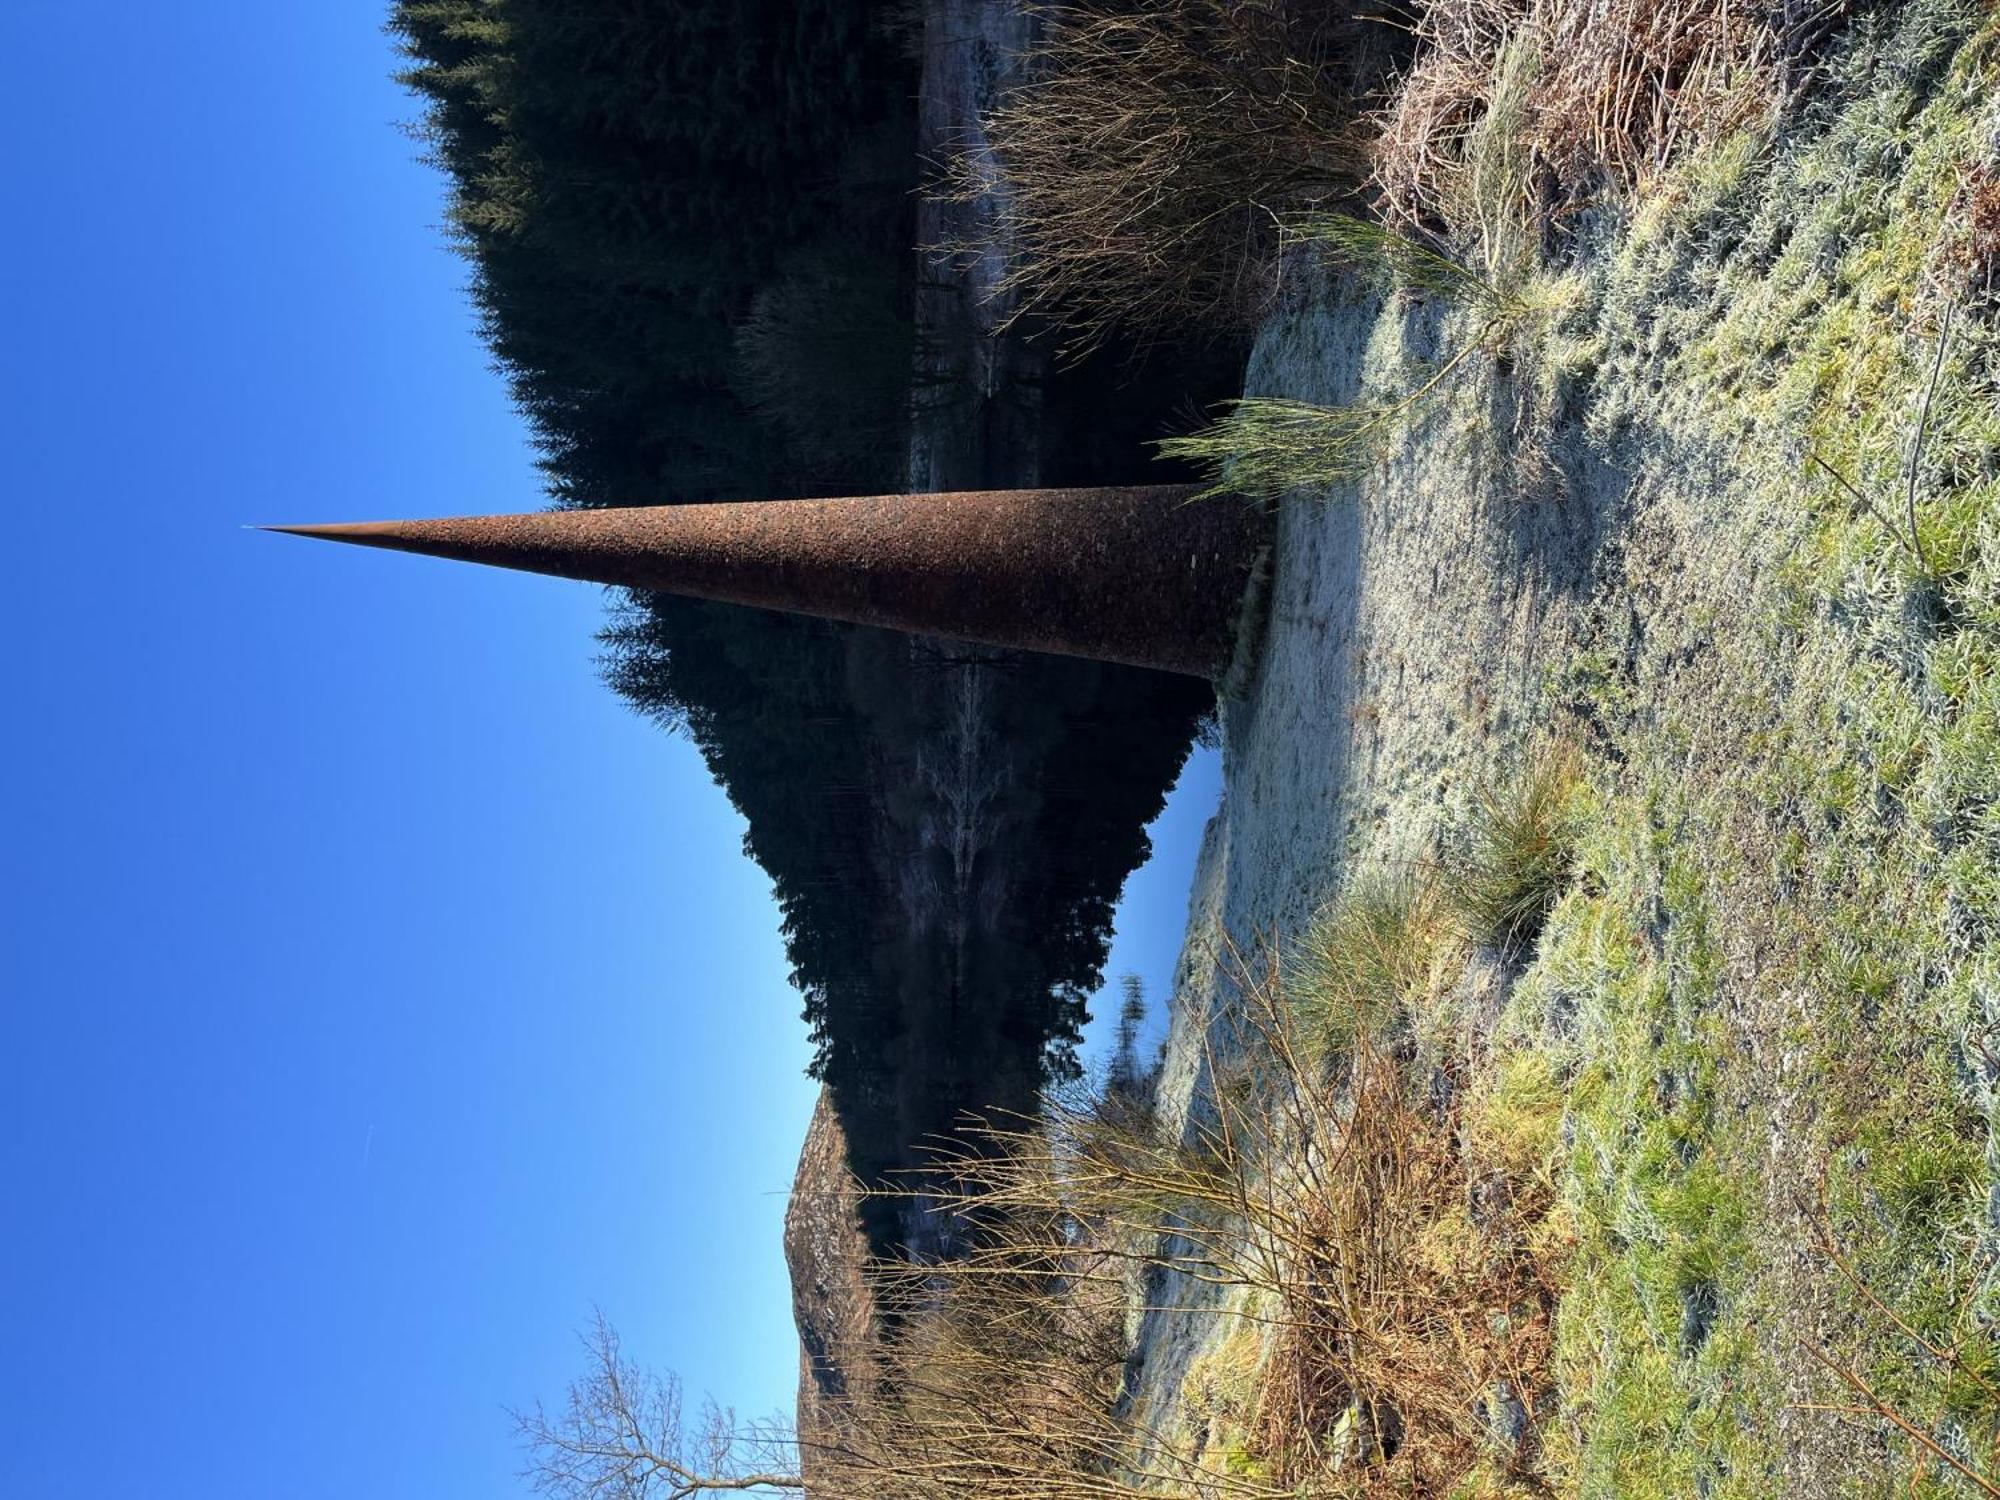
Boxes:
[1903,300,1955,578]
[1799,1339,2000,1497]
[1809,452,1921,564]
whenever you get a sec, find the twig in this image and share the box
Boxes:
[1798,1339,2000,1496]
[1903,300,1955,578]
[1809,453,1922,565]
[1803,1204,2000,1406]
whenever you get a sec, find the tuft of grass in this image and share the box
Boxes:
[1470,1046,1565,1186]
[1289,875,1445,1055]
[1157,214,1581,503]
[1284,210,1527,319]
[948,0,1375,353]
[1375,0,1796,236]
[1451,747,1584,955]
[1181,1324,1271,1480]
[1152,396,1405,502]
[1155,343,1485,502]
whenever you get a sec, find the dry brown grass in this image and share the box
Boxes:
[1238,967,1566,1492]
[947,0,1861,352]
[1373,0,1849,242]
[946,0,1379,354]
[822,893,1568,1497]
[809,1206,1293,1499]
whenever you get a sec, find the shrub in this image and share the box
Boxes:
[816,1194,1291,1499]
[951,0,1384,353]
[835,903,1568,1496]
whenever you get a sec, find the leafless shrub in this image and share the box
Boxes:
[835,894,1566,1495]
[949,0,1379,354]
[813,1219,1290,1499]
[516,1311,803,1499]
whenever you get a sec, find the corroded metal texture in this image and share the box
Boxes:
[267,486,1269,679]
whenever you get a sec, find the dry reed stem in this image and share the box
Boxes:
[941,0,1372,354]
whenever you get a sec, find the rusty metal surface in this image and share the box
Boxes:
[267,486,1270,678]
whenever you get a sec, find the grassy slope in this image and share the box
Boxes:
[1485,7,2000,1491]
[1142,6,2000,1494]
[883,6,2000,1492]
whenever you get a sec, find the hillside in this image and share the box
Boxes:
[1118,4,2000,1490]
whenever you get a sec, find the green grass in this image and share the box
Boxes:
[1526,11,2000,1479]
[1284,211,1526,319]
[1517,824,1768,1498]
[1153,394,1433,503]
[1449,747,1583,956]
[1130,7,2000,1492]
[1288,874,1443,1056]
[1370,8,2000,1489]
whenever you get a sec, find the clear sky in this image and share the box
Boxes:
[0,5,1221,1496]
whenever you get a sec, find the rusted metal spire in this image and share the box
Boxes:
[265,486,1268,679]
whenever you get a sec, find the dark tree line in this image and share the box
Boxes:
[390,0,1216,1252]
[390,0,917,504]
[391,0,926,1083]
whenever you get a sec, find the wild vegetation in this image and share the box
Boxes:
[528,767,1582,1496]
[952,0,1395,353]
[798,755,1582,1497]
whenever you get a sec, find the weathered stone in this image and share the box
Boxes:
[266,485,1270,679]
[784,1092,873,1420]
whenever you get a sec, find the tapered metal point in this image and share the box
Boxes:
[260,522,426,543]
[262,487,1269,679]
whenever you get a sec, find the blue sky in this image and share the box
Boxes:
[0,5,1220,1495]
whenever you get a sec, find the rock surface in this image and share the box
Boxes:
[783,1089,873,1478]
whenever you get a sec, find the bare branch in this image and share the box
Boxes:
[515,1311,802,1499]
